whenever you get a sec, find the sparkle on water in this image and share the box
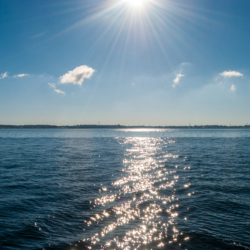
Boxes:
[82,137,190,249]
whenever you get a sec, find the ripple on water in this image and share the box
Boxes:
[0,132,250,250]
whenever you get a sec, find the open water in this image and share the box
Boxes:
[0,129,250,250]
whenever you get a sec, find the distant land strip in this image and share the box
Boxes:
[0,125,250,129]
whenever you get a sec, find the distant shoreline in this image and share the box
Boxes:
[0,125,250,129]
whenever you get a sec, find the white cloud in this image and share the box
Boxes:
[0,72,8,79]
[172,73,185,87]
[48,83,65,95]
[230,84,236,92]
[54,89,65,95]
[60,65,95,86]
[14,74,29,78]
[13,74,29,78]
[220,70,243,78]
[48,83,56,88]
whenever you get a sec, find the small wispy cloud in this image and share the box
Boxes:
[0,72,8,79]
[230,84,236,92]
[54,89,65,95]
[48,83,56,88]
[30,32,46,39]
[181,62,190,66]
[60,65,95,86]
[172,73,185,87]
[220,70,243,78]
[48,83,65,95]
[14,74,29,78]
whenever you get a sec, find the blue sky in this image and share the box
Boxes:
[0,0,250,125]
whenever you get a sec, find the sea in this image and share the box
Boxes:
[0,129,250,250]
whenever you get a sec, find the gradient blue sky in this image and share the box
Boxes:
[0,0,250,125]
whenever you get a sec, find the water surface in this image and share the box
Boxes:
[0,129,249,249]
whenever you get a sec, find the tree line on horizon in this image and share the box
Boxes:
[0,124,250,129]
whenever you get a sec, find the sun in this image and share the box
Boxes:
[126,0,147,8]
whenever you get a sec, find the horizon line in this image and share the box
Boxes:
[0,124,250,128]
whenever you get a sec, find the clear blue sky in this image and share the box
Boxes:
[0,0,250,125]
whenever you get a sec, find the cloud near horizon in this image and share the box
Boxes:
[172,73,185,87]
[0,72,8,79]
[14,74,29,78]
[48,83,65,95]
[60,65,95,86]
[220,70,243,77]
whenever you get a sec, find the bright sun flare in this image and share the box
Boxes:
[126,0,146,8]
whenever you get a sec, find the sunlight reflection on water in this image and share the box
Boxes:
[82,137,190,249]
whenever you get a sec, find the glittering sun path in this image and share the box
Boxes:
[82,137,191,249]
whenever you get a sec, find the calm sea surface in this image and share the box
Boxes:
[0,129,250,250]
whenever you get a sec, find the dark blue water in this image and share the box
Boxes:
[0,129,249,250]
